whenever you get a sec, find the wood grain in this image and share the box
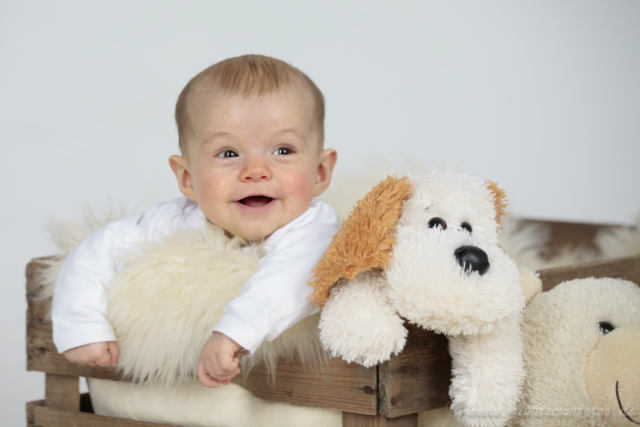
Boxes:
[539,255,640,291]
[45,374,79,411]
[378,323,451,418]
[342,412,419,427]
[26,399,44,427]
[233,355,377,414]
[34,405,175,427]
[27,323,125,381]
[26,258,54,297]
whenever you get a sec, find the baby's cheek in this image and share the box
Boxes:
[282,170,315,205]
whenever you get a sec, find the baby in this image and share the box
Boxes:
[52,54,339,388]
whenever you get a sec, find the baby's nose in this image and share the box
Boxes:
[241,159,272,181]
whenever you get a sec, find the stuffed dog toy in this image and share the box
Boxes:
[310,171,534,427]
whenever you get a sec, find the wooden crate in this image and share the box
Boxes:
[26,219,640,427]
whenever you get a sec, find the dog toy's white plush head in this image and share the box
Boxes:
[387,171,523,336]
[311,170,524,336]
[514,277,640,427]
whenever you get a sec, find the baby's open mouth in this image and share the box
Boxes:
[238,196,274,207]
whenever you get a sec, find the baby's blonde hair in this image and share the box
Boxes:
[175,55,325,153]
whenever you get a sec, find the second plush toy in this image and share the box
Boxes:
[310,170,533,427]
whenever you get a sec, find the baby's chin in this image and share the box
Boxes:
[219,225,278,242]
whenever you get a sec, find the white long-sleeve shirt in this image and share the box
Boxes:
[52,197,339,355]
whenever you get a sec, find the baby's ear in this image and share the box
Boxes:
[309,175,413,308]
[169,155,197,202]
[313,149,338,197]
[486,181,509,228]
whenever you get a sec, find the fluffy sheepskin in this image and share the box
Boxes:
[509,278,640,427]
[107,223,324,385]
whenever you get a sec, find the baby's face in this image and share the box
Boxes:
[171,87,336,240]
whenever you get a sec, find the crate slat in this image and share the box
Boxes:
[342,412,419,426]
[45,374,79,411]
[26,310,377,414]
[233,355,377,414]
[539,255,640,291]
[378,323,451,418]
[26,399,44,427]
[26,325,124,381]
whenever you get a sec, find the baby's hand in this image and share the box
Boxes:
[197,332,242,388]
[62,341,120,367]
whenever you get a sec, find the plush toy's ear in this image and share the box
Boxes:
[309,175,413,308]
[486,181,509,228]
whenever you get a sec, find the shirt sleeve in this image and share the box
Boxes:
[213,221,338,355]
[51,197,199,354]
[51,213,145,353]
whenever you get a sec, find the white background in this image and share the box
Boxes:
[1,1,639,424]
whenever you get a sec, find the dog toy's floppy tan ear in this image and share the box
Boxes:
[486,181,509,228]
[309,175,413,308]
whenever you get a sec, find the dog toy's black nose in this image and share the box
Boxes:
[455,245,490,276]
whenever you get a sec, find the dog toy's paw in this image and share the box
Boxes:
[319,272,407,367]
[448,317,524,427]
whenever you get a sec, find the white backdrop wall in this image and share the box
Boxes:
[2,1,639,424]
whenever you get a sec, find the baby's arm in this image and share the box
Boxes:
[212,218,338,356]
[52,212,147,357]
[198,224,334,387]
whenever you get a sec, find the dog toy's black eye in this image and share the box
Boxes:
[428,217,447,230]
[598,321,615,335]
[461,222,472,233]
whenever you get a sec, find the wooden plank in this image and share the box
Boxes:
[378,323,451,418]
[539,255,640,292]
[342,412,419,427]
[34,405,175,427]
[27,321,125,381]
[29,298,53,326]
[27,399,44,427]
[26,257,55,298]
[45,373,80,411]
[232,354,377,414]
[27,310,377,414]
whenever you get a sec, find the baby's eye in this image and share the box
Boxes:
[217,150,238,158]
[273,147,293,155]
